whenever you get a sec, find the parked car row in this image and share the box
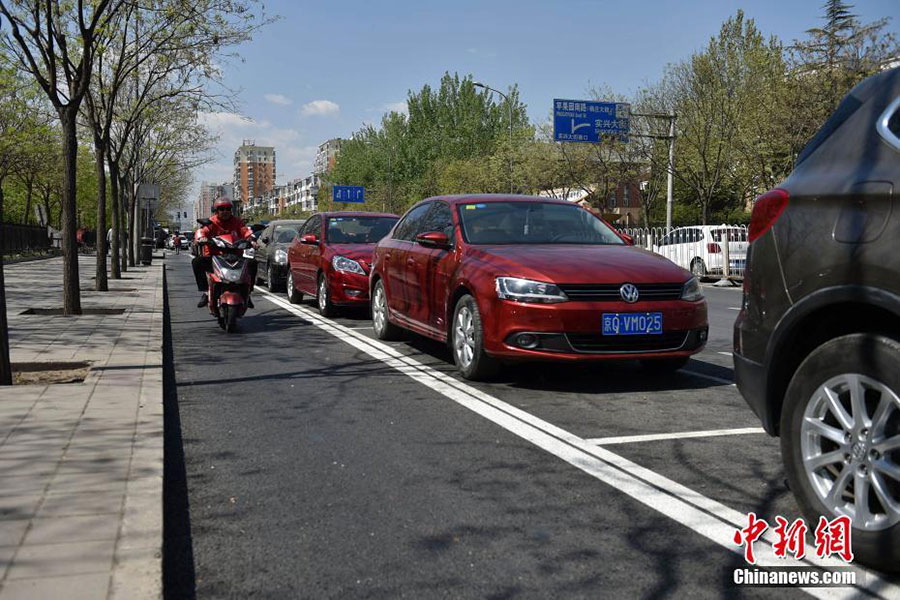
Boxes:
[255,196,709,382]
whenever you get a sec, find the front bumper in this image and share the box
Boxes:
[329,270,370,305]
[481,298,708,362]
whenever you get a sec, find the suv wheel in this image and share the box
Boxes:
[452,294,499,381]
[781,333,900,573]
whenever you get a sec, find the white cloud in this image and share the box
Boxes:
[383,101,408,114]
[264,93,293,106]
[197,111,254,129]
[300,99,340,117]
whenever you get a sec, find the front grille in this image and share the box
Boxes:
[566,331,688,353]
[558,283,684,302]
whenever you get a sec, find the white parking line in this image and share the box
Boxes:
[718,351,733,357]
[586,427,765,445]
[257,288,896,599]
[728,307,741,310]
[681,369,736,386]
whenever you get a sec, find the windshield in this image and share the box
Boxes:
[274,226,299,243]
[458,202,624,245]
[325,216,398,244]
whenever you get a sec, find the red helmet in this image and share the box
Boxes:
[213,197,233,212]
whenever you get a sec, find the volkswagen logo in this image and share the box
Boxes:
[620,283,639,303]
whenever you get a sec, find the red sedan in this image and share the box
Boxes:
[286,211,399,316]
[370,195,708,380]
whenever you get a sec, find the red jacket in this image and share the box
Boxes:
[199,214,253,255]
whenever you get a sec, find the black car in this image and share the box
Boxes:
[734,67,900,573]
[254,219,306,292]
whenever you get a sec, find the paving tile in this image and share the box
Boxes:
[0,520,29,547]
[22,515,120,545]
[0,476,51,497]
[4,540,114,579]
[36,491,123,518]
[0,573,111,600]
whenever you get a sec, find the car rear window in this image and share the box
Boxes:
[325,216,398,244]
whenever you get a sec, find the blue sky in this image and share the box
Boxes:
[192,0,899,203]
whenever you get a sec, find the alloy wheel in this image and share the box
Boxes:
[318,277,328,311]
[454,306,475,368]
[801,373,900,531]
[373,285,386,334]
[286,272,294,300]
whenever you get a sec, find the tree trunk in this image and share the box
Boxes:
[59,107,82,315]
[23,177,33,226]
[109,160,121,278]
[94,140,108,291]
[0,181,12,385]
[127,179,136,267]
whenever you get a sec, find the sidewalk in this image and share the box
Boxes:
[0,255,164,599]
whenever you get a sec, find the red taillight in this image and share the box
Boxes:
[748,188,789,243]
[707,243,721,253]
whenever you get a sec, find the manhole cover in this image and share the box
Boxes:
[20,308,126,316]
[12,361,91,385]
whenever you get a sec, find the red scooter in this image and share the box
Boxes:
[197,227,254,333]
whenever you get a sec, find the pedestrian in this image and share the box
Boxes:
[174,234,182,255]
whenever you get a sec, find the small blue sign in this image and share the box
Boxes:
[333,185,365,203]
[553,99,630,143]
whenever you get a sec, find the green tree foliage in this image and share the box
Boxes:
[327,73,530,214]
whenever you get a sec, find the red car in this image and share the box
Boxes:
[370,195,709,380]
[286,211,399,316]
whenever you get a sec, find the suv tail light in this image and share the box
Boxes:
[748,188,789,243]
[707,243,721,253]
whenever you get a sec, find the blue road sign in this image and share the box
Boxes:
[553,99,630,143]
[333,185,365,203]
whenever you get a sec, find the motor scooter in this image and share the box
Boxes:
[197,225,254,333]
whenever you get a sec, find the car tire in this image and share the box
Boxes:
[690,258,707,280]
[780,333,900,574]
[286,269,303,304]
[372,280,403,341]
[640,357,689,373]
[267,264,282,292]
[451,294,499,381]
[317,273,338,318]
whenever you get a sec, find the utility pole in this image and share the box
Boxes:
[473,81,514,193]
[630,111,677,229]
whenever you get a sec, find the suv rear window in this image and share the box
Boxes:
[795,93,863,165]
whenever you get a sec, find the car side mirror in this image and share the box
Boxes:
[415,231,451,249]
[301,233,318,245]
[261,236,270,244]
[620,233,634,246]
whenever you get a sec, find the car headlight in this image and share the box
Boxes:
[332,255,365,275]
[495,277,568,304]
[274,249,287,265]
[681,277,703,301]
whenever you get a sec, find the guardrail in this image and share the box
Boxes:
[1,223,51,255]
[616,224,749,281]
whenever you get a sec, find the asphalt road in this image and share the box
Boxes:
[162,254,897,599]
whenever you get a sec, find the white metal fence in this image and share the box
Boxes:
[616,224,749,280]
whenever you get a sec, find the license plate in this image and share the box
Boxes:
[602,312,663,335]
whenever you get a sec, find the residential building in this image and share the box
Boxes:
[196,182,233,221]
[234,140,276,210]
[299,174,320,212]
[539,180,643,225]
[314,138,342,174]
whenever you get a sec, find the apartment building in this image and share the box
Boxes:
[234,140,276,210]
[314,138,342,174]
[196,182,234,221]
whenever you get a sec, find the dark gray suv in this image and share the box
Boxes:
[734,67,900,573]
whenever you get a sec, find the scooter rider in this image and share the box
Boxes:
[192,197,258,308]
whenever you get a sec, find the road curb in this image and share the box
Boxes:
[109,263,165,600]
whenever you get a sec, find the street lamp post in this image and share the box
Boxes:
[473,81,513,193]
